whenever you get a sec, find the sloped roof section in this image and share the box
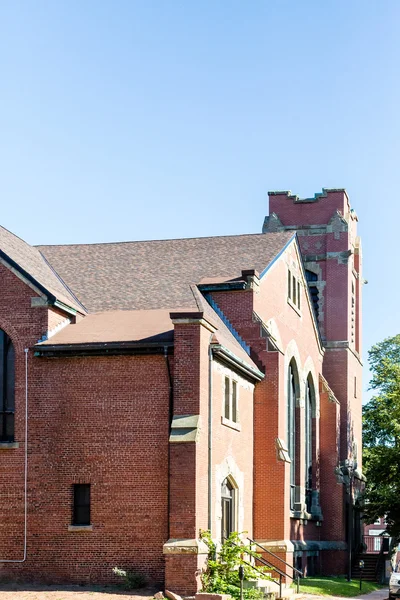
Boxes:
[36,299,262,379]
[191,285,257,369]
[37,231,294,312]
[37,308,174,346]
[0,225,84,313]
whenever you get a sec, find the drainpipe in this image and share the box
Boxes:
[0,347,29,563]
[164,346,173,540]
[208,341,213,531]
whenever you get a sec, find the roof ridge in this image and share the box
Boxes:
[0,224,35,247]
[38,250,88,313]
[35,230,291,249]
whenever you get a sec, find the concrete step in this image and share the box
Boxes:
[244,578,294,599]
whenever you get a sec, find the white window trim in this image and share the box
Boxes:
[287,269,302,314]
[222,376,240,426]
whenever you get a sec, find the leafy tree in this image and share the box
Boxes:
[363,334,400,540]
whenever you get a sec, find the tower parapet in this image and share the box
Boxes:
[263,188,363,464]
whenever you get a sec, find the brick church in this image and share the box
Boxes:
[0,188,363,593]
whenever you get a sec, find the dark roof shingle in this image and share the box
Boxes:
[37,232,294,312]
[0,226,84,312]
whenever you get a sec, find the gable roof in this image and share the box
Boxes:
[36,231,294,313]
[0,225,84,313]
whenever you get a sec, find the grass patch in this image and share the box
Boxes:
[296,576,385,597]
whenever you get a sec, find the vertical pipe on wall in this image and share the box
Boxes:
[0,347,28,563]
[207,342,213,532]
[164,346,173,540]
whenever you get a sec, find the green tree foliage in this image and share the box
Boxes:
[363,334,400,540]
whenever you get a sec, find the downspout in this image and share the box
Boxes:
[208,340,213,531]
[0,347,29,563]
[164,346,173,540]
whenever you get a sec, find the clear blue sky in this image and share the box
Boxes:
[0,1,398,396]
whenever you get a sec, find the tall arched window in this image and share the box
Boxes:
[221,478,235,540]
[305,378,314,512]
[288,363,296,510]
[0,330,15,442]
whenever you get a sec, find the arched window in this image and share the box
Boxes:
[221,478,235,540]
[305,270,319,320]
[305,378,314,512]
[288,363,297,510]
[0,330,15,442]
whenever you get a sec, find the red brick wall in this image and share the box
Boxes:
[269,190,349,227]
[0,264,170,585]
[167,318,256,594]
[3,351,170,585]
[319,383,345,544]
[209,242,325,551]
[211,361,254,540]
[268,190,363,468]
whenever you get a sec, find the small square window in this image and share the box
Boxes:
[73,484,91,526]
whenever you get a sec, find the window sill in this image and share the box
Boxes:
[287,297,301,316]
[221,417,241,432]
[0,442,19,449]
[68,525,93,532]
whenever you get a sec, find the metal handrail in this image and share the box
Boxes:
[248,537,303,578]
[224,537,301,596]
[374,540,386,582]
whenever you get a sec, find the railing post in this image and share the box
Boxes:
[297,575,300,593]
[239,566,244,600]
[279,574,282,598]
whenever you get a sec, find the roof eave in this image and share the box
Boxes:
[0,248,81,316]
[198,282,246,292]
[211,343,264,382]
[259,234,297,279]
[34,340,174,357]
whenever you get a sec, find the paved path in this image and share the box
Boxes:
[0,584,157,599]
[296,589,389,600]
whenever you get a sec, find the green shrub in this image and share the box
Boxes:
[112,566,148,589]
[199,530,272,600]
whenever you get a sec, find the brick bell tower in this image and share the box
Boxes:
[263,188,363,471]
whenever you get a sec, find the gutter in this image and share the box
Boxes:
[0,249,83,316]
[164,347,174,539]
[198,282,246,293]
[34,341,174,357]
[211,344,264,382]
[208,339,213,531]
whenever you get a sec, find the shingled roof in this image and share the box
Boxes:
[0,225,84,312]
[37,231,294,312]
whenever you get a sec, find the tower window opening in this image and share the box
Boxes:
[305,270,319,320]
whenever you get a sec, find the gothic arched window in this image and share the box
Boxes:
[0,330,15,442]
[305,270,319,320]
[221,478,235,540]
[305,377,314,512]
[288,362,297,510]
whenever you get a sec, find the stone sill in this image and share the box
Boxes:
[290,510,323,524]
[221,417,241,432]
[0,442,19,449]
[68,525,93,532]
[287,297,302,316]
